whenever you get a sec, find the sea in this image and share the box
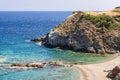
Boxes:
[0,11,113,80]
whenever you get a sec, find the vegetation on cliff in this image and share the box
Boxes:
[114,7,120,13]
[52,8,120,36]
[84,14,120,30]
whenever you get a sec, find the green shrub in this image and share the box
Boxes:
[96,28,105,33]
[84,14,119,29]
[113,7,120,13]
[114,15,120,22]
[115,7,120,9]
[73,10,84,14]
[108,22,120,30]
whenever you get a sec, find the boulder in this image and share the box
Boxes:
[107,64,120,80]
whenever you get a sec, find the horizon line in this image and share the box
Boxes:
[0,10,105,12]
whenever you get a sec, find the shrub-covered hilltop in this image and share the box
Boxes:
[33,7,120,54]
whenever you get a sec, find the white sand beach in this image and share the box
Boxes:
[73,54,120,80]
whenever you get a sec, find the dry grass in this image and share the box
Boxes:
[86,10,119,16]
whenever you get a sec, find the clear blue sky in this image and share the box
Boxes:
[0,0,120,11]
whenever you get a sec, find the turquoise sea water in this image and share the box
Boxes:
[0,11,113,80]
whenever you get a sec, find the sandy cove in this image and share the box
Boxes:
[73,54,120,80]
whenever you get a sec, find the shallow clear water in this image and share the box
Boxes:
[0,11,113,80]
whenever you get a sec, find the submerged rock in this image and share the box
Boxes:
[11,62,47,68]
[11,63,26,67]
[10,61,64,69]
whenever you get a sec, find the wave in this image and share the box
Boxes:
[36,42,42,46]
[25,40,31,42]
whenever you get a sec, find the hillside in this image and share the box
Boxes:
[32,7,120,54]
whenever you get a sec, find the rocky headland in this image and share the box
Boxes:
[32,7,120,54]
[30,7,120,80]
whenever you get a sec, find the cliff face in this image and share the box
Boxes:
[34,8,120,54]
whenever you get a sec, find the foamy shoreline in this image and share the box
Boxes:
[72,54,120,80]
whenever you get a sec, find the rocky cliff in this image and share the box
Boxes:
[32,7,120,54]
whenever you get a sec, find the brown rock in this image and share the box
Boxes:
[11,62,47,68]
[11,63,26,67]
[107,64,120,79]
[48,61,63,66]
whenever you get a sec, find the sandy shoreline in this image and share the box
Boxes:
[73,54,120,80]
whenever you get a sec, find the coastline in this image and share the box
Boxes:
[72,54,120,80]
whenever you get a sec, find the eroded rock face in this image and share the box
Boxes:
[107,65,120,80]
[45,31,68,47]
[34,11,120,54]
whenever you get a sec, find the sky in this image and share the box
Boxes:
[0,0,120,11]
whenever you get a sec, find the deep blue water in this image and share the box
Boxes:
[0,11,81,80]
[0,11,74,64]
[0,11,113,80]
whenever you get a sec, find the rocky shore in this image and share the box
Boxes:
[31,7,120,54]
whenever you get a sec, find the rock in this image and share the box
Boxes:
[31,38,41,42]
[45,30,68,47]
[33,8,120,54]
[107,64,120,80]
[87,47,96,53]
[11,63,26,67]
[26,63,46,68]
[10,61,64,69]
[31,36,46,44]
[48,61,63,66]
[11,62,47,68]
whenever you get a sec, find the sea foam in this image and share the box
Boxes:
[0,58,7,63]
[25,40,31,42]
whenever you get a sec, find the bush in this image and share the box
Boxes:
[96,28,105,33]
[114,15,120,22]
[84,14,119,29]
[115,7,120,9]
[72,10,84,14]
[113,7,120,13]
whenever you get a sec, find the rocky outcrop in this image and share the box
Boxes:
[11,62,46,68]
[33,8,120,54]
[107,64,120,80]
[31,36,46,45]
[10,61,64,69]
